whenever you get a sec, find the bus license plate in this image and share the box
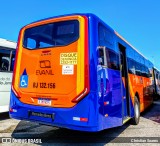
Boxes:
[38,98,51,106]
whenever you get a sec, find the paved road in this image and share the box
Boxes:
[0,100,160,146]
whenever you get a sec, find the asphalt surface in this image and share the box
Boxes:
[0,100,160,146]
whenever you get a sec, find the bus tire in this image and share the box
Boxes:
[131,96,140,125]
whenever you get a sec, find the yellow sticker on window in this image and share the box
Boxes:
[60,52,77,65]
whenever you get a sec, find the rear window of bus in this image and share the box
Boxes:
[23,20,79,49]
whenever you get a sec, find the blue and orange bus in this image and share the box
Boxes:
[10,13,154,131]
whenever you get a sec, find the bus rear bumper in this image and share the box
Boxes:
[9,91,100,132]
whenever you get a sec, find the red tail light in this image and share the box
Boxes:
[72,88,88,103]
[72,16,90,103]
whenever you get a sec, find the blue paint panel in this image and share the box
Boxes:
[121,77,128,118]
[97,67,122,129]
[88,14,99,92]
[129,93,134,118]
[10,90,100,132]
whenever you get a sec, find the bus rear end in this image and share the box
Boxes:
[10,14,98,131]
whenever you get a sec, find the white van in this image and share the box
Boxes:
[0,38,16,113]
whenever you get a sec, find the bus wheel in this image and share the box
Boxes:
[131,96,140,125]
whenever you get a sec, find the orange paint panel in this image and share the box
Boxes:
[128,73,153,112]
[13,15,89,108]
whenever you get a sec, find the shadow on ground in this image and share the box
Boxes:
[0,112,10,120]
[142,99,160,123]
[11,100,160,144]
[11,120,130,144]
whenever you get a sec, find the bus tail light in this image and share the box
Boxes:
[11,85,20,99]
[72,16,90,104]
[72,88,88,103]
[10,108,13,112]
[9,108,17,113]
[11,28,23,99]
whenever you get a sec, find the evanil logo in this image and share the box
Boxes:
[36,60,54,75]
[36,70,54,75]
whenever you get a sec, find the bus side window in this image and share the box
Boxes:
[11,58,15,71]
[106,49,120,70]
[156,73,158,79]
[97,49,104,65]
[10,50,16,71]
[0,57,9,71]
[0,49,10,72]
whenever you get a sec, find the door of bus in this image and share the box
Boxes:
[119,44,130,122]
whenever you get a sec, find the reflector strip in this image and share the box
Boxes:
[10,108,13,112]
[72,88,88,102]
[11,85,20,98]
[80,118,88,122]
[73,117,80,121]
[104,101,109,105]
[105,114,108,117]
[73,117,88,122]
[10,108,17,112]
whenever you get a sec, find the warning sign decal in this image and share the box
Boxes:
[62,65,74,75]
[60,52,77,65]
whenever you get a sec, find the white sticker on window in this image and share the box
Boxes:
[62,65,74,75]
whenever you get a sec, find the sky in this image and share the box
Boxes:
[0,0,160,69]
